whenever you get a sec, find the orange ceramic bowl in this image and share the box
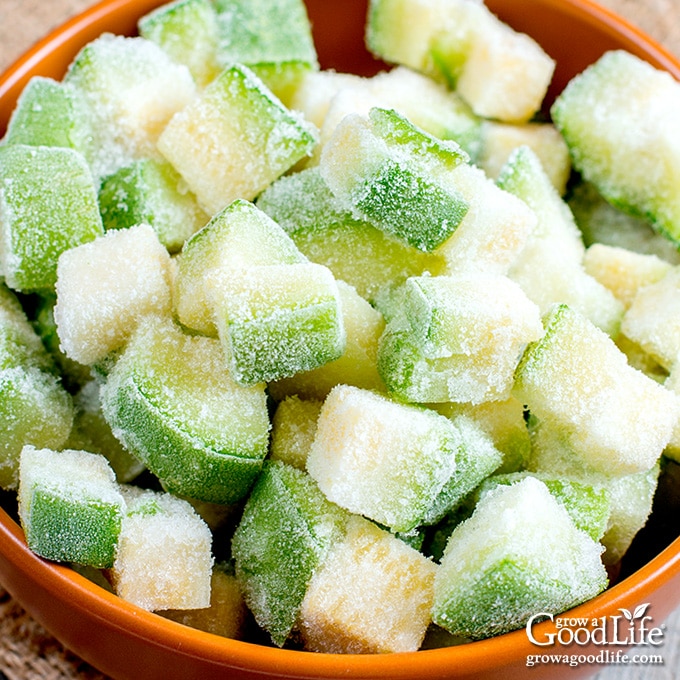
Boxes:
[1,1,680,679]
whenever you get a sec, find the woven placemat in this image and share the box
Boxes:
[1,1,680,679]
[0,588,109,680]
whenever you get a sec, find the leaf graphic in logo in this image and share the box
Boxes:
[618,608,633,621]
[633,603,650,620]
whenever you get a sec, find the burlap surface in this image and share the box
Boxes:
[0,1,680,679]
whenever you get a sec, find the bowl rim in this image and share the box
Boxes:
[3,500,680,677]
[1,0,680,677]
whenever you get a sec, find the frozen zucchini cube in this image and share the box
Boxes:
[269,395,323,470]
[98,158,208,253]
[306,385,459,532]
[552,50,680,246]
[174,198,305,336]
[268,280,385,401]
[526,420,660,565]
[0,367,74,490]
[160,562,248,639]
[100,315,270,504]
[377,273,543,404]
[569,181,680,264]
[432,477,608,640]
[308,68,482,167]
[421,414,504,526]
[320,107,470,252]
[477,472,611,542]
[434,397,531,474]
[477,120,571,195]
[621,267,680,370]
[434,162,537,276]
[112,487,213,611]
[0,144,104,293]
[54,224,173,366]
[366,0,555,122]
[157,64,317,216]
[257,166,444,302]
[213,0,318,105]
[583,243,672,309]
[1,76,89,151]
[0,283,56,374]
[368,66,483,160]
[499,145,624,336]
[299,515,437,653]
[206,261,345,385]
[64,33,196,180]
[231,461,348,647]
[514,304,680,476]
[600,464,660,565]
[138,0,222,88]
[18,446,125,568]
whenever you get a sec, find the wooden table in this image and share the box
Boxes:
[0,1,679,678]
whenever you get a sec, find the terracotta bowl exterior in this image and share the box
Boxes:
[1,1,680,679]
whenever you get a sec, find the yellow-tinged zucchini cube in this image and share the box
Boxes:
[157,64,317,215]
[299,515,437,653]
[112,486,213,611]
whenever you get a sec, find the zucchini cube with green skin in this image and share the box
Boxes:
[568,181,680,265]
[368,66,483,160]
[476,472,612,542]
[434,397,531,474]
[513,304,680,476]
[64,33,196,181]
[433,162,537,276]
[432,477,608,640]
[54,224,173,367]
[306,385,459,533]
[99,159,208,253]
[377,273,544,404]
[100,315,270,505]
[174,198,305,337]
[299,515,437,653]
[213,0,318,104]
[366,0,555,122]
[112,487,213,611]
[552,50,680,246]
[2,76,89,152]
[18,446,125,568]
[0,144,104,293]
[268,280,385,401]
[499,145,625,337]
[206,261,345,385]
[420,414,504,526]
[0,283,56,374]
[0,284,74,489]
[231,461,349,648]
[0,367,74,490]
[256,167,444,303]
[525,420,660,565]
[138,0,222,88]
[157,64,317,216]
[320,107,470,252]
